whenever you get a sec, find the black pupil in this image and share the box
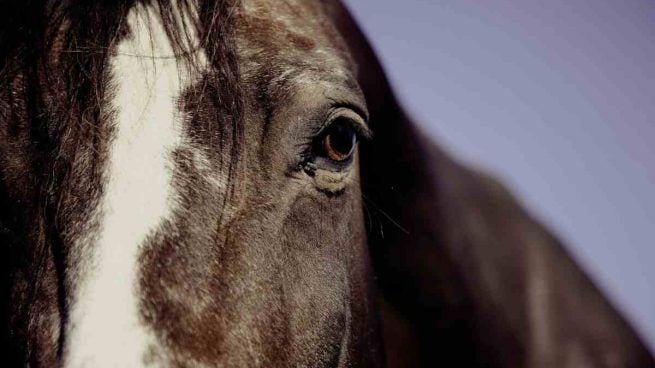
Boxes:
[328,124,356,157]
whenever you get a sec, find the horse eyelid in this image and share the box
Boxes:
[320,108,373,142]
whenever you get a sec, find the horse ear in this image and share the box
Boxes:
[330,3,655,367]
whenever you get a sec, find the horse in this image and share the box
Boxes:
[0,0,652,366]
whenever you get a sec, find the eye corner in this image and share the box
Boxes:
[355,122,374,142]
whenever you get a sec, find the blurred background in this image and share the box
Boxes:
[342,0,655,353]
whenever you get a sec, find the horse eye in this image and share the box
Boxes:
[322,122,357,162]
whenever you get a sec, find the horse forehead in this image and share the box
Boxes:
[240,0,324,35]
[237,0,349,68]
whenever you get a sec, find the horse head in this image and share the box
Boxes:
[0,1,652,367]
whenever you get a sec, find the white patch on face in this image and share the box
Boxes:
[63,3,206,367]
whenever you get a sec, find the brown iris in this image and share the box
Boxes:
[322,123,357,162]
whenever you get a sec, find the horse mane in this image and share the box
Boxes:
[0,0,242,363]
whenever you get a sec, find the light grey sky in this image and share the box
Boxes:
[343,0,655,353]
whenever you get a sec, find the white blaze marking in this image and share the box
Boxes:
[64,3,205,367]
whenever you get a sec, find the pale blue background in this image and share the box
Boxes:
[343,0,655,353]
